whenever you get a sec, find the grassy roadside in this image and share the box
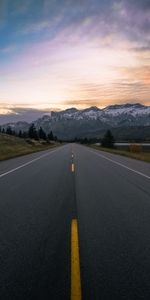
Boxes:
[88,145,150,163]
[0,134,60,161]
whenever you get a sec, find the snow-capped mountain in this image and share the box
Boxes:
[40,103,149,121]
[1,103,150,140]
[103,103,149,117]
[34,103,150,127]
[61,103,150,120]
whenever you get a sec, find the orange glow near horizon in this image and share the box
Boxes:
[1,42,150,113]
[0,1,150,113]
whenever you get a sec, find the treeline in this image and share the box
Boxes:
[0,123,57,142]
[0,125,116,148]
[71,130,115,148]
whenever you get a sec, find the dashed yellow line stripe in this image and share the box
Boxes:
[71,219,82,300]
[72,163,75,173]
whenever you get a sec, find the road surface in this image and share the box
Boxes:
[0,144,150,299]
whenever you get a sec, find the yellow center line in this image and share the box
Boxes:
[72,163,75,173]
[71,219,82,300]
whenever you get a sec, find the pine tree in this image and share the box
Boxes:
[48,130,54,141]
[6,126,13,135]
[22,131,28,138]
[38,127,47,140]
[18,130,23,138]
[28,123,38,140]
[101,130,115,148]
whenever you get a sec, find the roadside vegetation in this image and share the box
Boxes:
[0,123,57,141]
[90,144,150,163]
[75,130,150,163]
[0,124,59,161]
[88,130,150,163]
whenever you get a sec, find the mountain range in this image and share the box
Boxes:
[1,103,150,141]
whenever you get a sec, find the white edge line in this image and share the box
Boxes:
[0,147,60,179]
[88,149,150,180]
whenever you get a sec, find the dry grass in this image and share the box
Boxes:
[128,144,142,153]
[0,134,58,161]
[89,145,150,163]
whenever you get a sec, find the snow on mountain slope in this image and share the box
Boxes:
[47,103,150,122]
[103,103,150,117]
[1,103,150,140]
[49,103,150,120]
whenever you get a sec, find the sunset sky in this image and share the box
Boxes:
[0,0,150,113]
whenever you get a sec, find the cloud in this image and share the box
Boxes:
[121,66,150,85]
[11,0,31,15]
[62,99,106,108]
[2,0,150,52]
[0,0,8,28]
[0,45,17,54]
[0,0,150,109]
[20,20,52,34]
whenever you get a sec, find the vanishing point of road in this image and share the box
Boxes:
[0,144,150,299]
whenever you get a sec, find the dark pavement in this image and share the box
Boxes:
[0,144,150,299]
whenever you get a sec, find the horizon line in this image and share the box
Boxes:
[0,101,149,116]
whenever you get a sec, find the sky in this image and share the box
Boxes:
[0,0,150,113]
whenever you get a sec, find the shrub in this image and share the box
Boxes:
[129,144,142,153]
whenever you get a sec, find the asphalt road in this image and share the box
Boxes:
[0,144,150,299]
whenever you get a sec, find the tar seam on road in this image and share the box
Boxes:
[71,219,82,300]
[0,147,61,179]
[89,150,150,180]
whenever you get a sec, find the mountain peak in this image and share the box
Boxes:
[104,103,146,110]
[64,108,78,113]
[131,103,145,108]
[1,102,150,140]
[83,106,100,112]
